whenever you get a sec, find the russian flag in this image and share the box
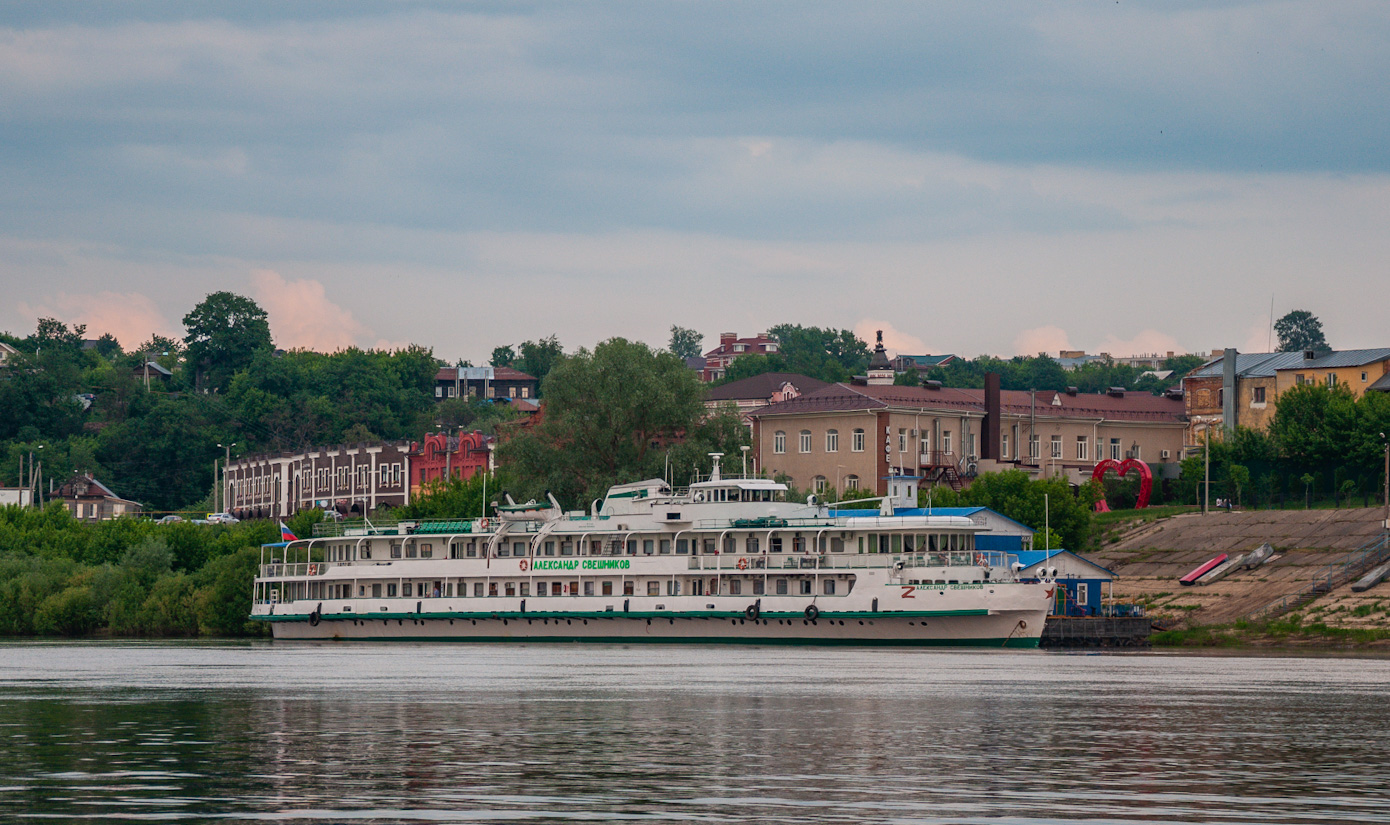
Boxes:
[279,521,297,542]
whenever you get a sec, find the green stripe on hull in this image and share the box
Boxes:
[252,607,993,623]
[272,634,1041,648]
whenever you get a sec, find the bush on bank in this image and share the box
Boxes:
[0,504,273,637]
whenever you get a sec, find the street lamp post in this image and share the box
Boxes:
[217,442,236,514]
[1382,433,1389,531]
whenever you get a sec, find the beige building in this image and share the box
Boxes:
[750,381,1186,498]
[1184,348,1390,448]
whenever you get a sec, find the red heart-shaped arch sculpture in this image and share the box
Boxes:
[1091,458,1153,511]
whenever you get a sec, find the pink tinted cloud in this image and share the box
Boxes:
[18,291,175,349]
[1095,329,1181,358]
[1013,325,1072,357]
[250,269,369,351]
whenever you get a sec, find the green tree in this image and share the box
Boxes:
[182,292,272,392]
[1275,309,1328,353]
[490,345,516,368]
[668,325,704,359]
[918,470,1098,551]
[763,325,870,382]
[514,336,564,385]
[716,353,790,385]
[497,338,709,508]
[1162,354,1208,376]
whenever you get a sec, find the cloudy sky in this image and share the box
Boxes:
[3,2,1388,363]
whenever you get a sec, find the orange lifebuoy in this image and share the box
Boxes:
[519,558,530,572]
[479,517,490,530]
[736,557,749,570]
[307,563,317,575]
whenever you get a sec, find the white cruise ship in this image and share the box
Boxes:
[250,457,1053,646]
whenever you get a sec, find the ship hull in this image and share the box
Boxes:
[261,606,1046,647]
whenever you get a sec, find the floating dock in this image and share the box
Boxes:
[1039,616,1151,649]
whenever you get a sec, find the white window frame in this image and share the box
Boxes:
[774,431,786,454]
[825,430,839,453]
[851,429,865,452]
[1050,435,1062,459]
[799,430,812,453]
[1076,436,1088,461]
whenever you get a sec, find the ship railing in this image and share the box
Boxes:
[312,519,403,538]
[685,550,1014,571]
[259,561,336,578]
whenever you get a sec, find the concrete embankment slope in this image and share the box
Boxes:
[1088,508,1390,630]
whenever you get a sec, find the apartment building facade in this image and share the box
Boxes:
[224,441,411,520]
[750,379,1186,498]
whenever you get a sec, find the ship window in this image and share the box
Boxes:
[534,581,545,597]
[644,539,654,555]
[497,543,510,557]
[372,583,381,598]
[746,536,759,554]
[505,582,516,597]
[800,580,812,595]
[792,536,805,553]
[474,582,484,597]
[390,543,401,559]
[405,543,417,559]
[676,539,689,555]
[488,582,498,596]
[648,581,660,596]
[770,537,783,553]
[702,539,716,555]
[776,579,788,595]
[590,540,603,555]
[660,540,671,554]
[667,580,679,596]
[403,582,412,597]
[753,579,765,595]
[387,583,397,597]
[514,541,527,557]
[558,541,571,556]
[824,579,836,595]
[724,536,736,553]
[624,581,634,596]
[627,540,637,555]
[729,579,742,595]
[584,581,595,596]
[831,537,844,553]
[552,582,562,596]
[520,583,530,596]
[420,543,432,559]
[602,581,613,596]
[891,535,902,553]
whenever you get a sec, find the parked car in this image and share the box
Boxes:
[206,512,240,524]
[155,515,184,524]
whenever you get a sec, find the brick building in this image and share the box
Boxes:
[750,376,1186,498]
[700,332,779,382]
[408,430,493,495]
[224,441,411,520]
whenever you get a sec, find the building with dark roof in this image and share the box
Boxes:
[56,473,143,522]
[433,366,538,402]
[890,353,957,373]
[704,372,830,423]
[1185,347,1390,445]
[749,379,1186,498]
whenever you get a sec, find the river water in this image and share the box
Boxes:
[1,643,1387,824]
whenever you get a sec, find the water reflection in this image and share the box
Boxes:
[1,643,1388,823]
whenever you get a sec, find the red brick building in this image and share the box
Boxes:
[701,331,779,381]
[408,430,493,494]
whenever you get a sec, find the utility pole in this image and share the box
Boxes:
[216,442,236,513]
[1203,425,1210,515]
[444,428,453,482]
